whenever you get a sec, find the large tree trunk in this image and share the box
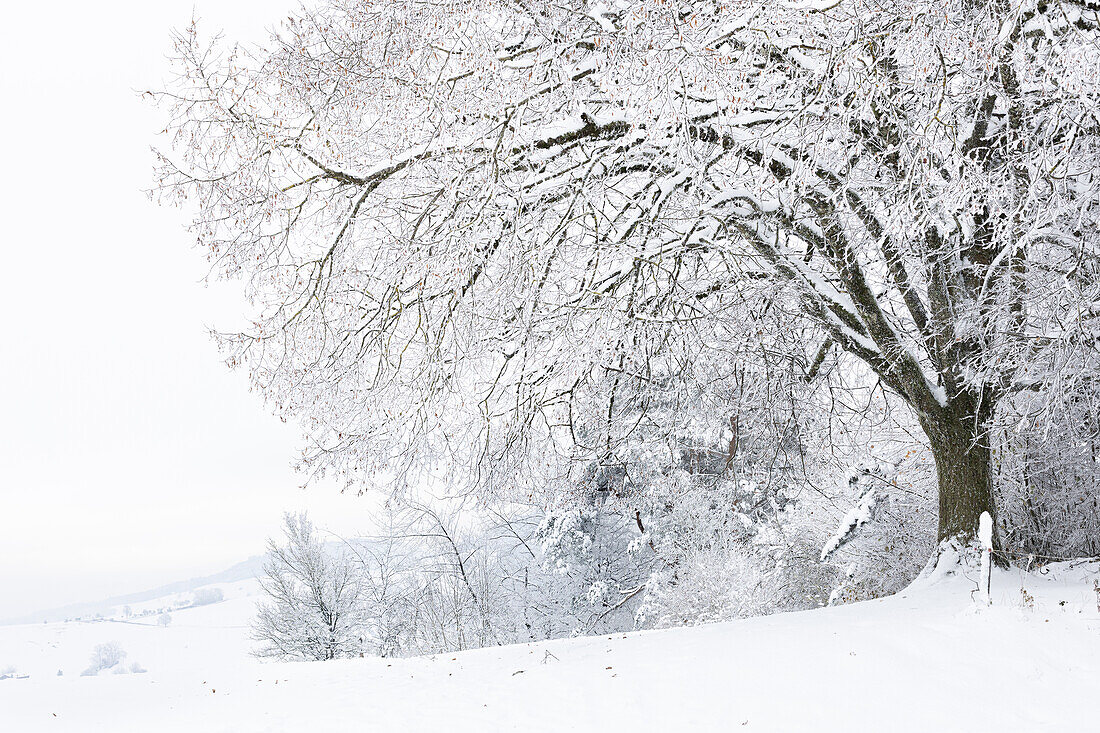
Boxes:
[919,406,999,548]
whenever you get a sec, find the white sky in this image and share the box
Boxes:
[0,0,382,620]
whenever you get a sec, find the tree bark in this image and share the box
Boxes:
[919,406,999,548]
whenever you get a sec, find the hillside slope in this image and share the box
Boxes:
[1,561,1097,732]
[0,558,267,626]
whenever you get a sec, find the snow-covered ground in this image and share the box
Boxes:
[1,562,1097,732]
[0,579,261,682]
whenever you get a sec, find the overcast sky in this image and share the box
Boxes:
[0,0,384,620]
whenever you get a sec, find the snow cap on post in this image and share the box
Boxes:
[978,512,993,552]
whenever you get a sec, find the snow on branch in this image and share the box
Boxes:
[821,487,879,562]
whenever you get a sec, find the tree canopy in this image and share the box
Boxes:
[154,0,1100,549]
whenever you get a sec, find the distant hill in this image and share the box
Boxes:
[0,555,267,625]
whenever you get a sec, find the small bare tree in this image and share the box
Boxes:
[253,513,365,661]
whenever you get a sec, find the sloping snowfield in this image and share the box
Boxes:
[2,562,1097,732]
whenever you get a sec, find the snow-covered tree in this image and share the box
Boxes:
[154,0,1100,560]
[81,642,127,676]
[253,513,366,660]
[190,587,224,606]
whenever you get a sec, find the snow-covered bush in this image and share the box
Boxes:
[190,587,224,606]
[80,642,126,676]
[535,502,649,636]
[638,546,775,627]
[994,389,1100,561]
[796,447,937,606]
[371,503,581,654]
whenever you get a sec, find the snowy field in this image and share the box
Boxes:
[0,579,261,682]
[1,562,1097,732]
